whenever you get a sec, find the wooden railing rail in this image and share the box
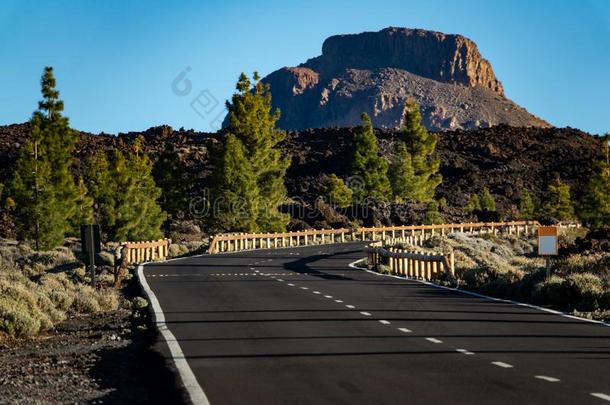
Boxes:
[120,238,172,264]
[208,221,542,254]
[209,228,351,254]
[366,243,455,282]
[358,220,539,241]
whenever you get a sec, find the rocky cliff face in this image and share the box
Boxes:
[262,27,549,131]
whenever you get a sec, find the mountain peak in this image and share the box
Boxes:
[261,27,548,131]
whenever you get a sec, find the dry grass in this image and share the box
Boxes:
[0,239,119,338]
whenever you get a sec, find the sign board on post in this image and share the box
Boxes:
[538,226,558,280]
[537,226,558,256]
[80,225,101,286]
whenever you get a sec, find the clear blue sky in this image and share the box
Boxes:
[1,0,608,135]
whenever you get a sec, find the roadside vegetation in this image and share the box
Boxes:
[0,239,119,338]
[382,229,610,321]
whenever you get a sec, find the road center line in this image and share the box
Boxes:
[492,361,514,368]
[591,393,610,402]
[426,338,443,344]
[534,375,560,382]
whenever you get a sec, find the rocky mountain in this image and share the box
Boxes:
[262,27,549,131]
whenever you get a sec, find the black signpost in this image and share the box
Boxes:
[80,224,101,286]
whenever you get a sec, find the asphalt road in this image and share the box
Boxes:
[142,242,610,405]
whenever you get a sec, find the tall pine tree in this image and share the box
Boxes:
[212,72,290,232]
[9,67,87,249]
[350,113,391,202]
[390,99,442,202]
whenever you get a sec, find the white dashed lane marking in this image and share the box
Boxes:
[534,375,560,382]
[360,312,372,316]
[324,295,333,299]
[492,362,514,369]
[398,328,412,333]
[335,300,343,303]
[426,338,443,344]
[456,349,475,355]
[287,283,295,286]
[345,305,355,309]
[379,320,390,325]
[313,291,321,295]
[591,393,610,402]
[300,287,309,290]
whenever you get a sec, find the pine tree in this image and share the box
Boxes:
[424,201,443,225]
[322,174,353,209]
[350,113,391,202]
[466,194,481,216]
[519,189,536,220]
[578,135,610,229]
[480,187,497,213]
[214,72,290,232]
[542,178,575,221]
[9,67,83,249]
[389,142,416,203]
[86,151,115,230]
[214,134,260,232]
[72,176,94,227]
[392,99,442,202]
[152,142,191,218]
[86,145,166,241]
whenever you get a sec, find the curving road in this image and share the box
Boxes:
[141,242,610,404]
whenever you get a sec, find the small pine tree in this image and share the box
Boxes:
[322,174,353,208]
[392,99,442,202]
[542,178,575,221]
[86,146,166,241]
[480,187,496,213]
[424,201,443,225]
[466,194,481,216]
[578,135,610,228]
[9,67,82,249]
[519,189,536,220]
[350,113,391,202]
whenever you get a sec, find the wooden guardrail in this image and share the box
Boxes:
[208,221,540,254]
[366,243,455,282]
[120,238,172,264]
[209,229,350,254]
[358,220,538,241]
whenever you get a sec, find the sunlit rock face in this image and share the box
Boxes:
[261,27,549,131]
